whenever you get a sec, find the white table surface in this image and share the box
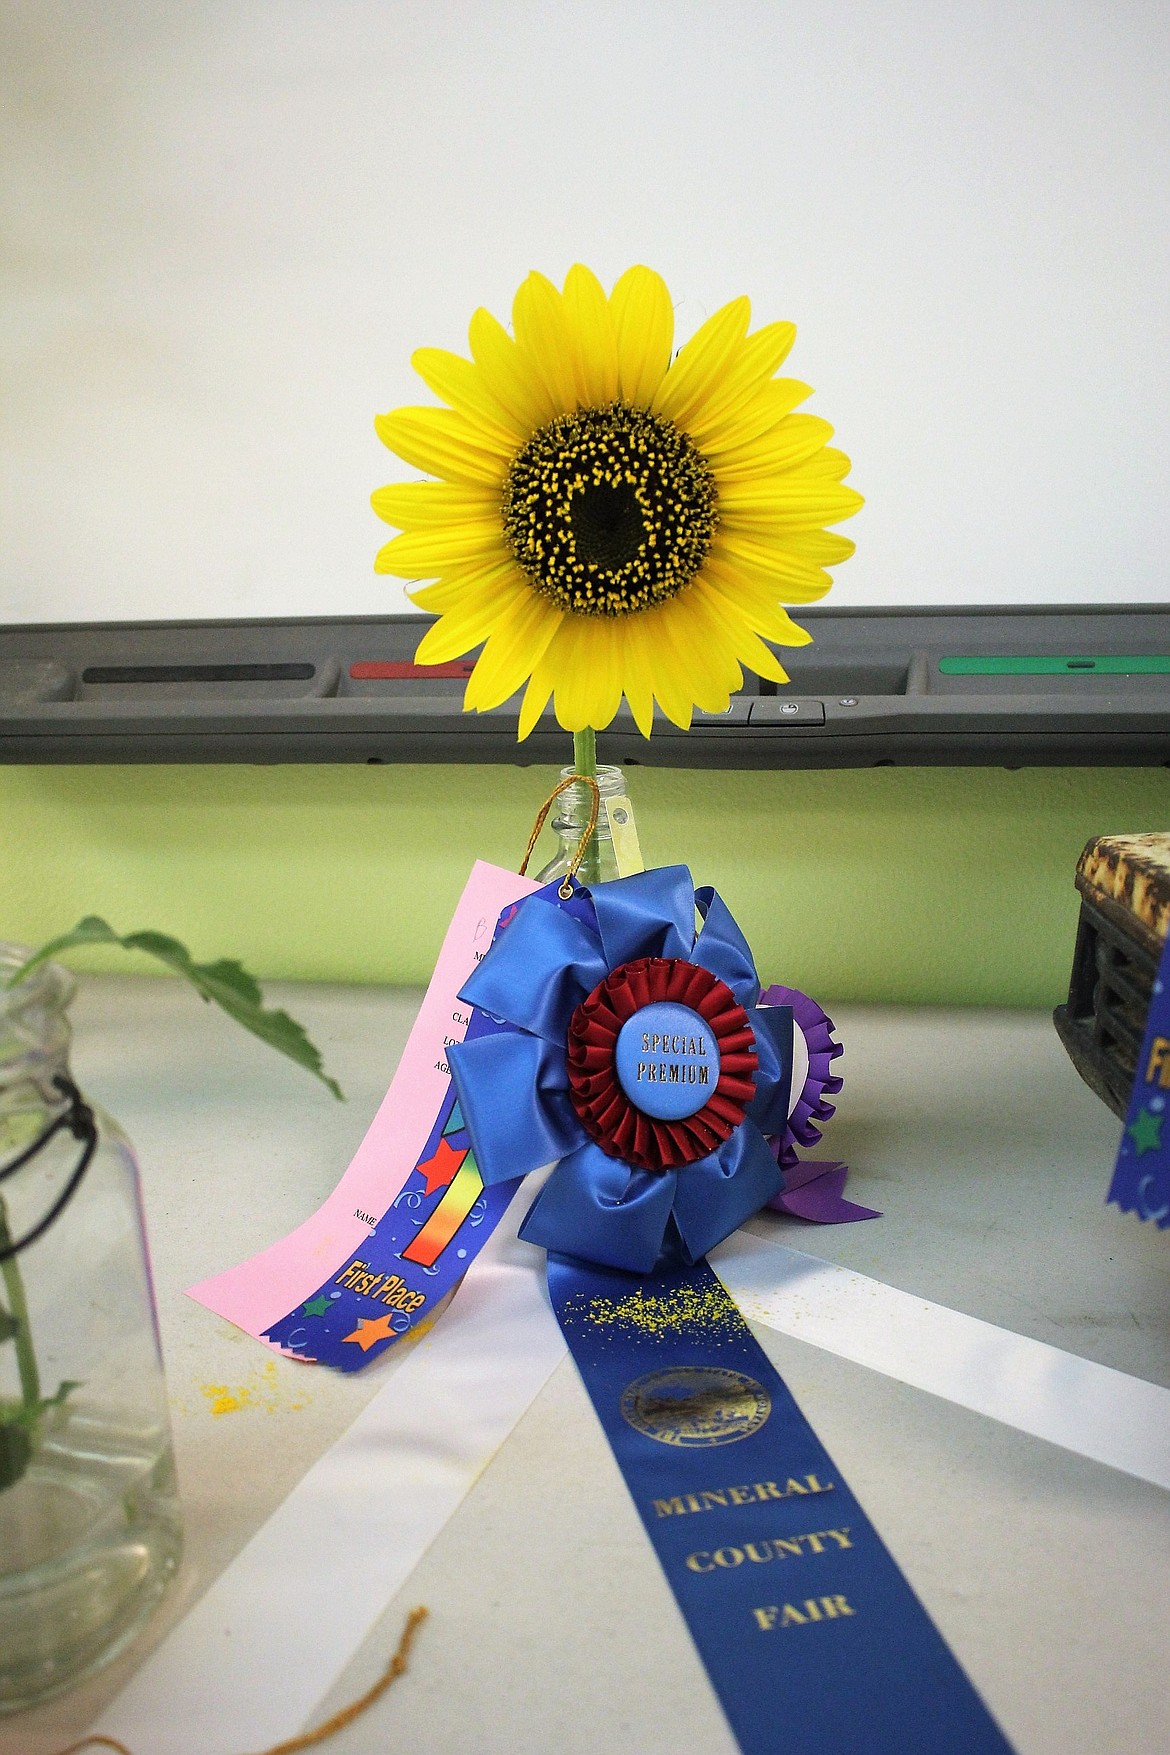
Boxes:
[5,977,1169,1755]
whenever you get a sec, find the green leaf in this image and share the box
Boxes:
[0,1411,31,1492]
[7,915,124,981]
[38,1379,82,1417]
[2,1381,82,1434]
[7,919,343,1100]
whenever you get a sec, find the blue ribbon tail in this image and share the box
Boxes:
[547,1255,1016,1755]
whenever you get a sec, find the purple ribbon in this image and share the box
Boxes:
[759,984,878,1224]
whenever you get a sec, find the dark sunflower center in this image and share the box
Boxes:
[570,478,643,571]
[501,401,718,617]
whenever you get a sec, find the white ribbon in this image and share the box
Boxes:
[712,1232,1170,1492]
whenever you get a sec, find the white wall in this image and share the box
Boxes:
[1,0,1166,624]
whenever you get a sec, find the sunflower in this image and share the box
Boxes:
[372,265,861,738]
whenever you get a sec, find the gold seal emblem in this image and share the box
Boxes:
[619,1367,771,1448]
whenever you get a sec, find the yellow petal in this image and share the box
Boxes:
[372,481,499,530]
[646,639,694,728]
[719,470,833,514]
[374,521,506,577]
[664,590,746,712]
[414,567,530,663]
[408,578,476,612]
[414,619,484,665]
[468,306,554,430]
[706,539,835,604]
[411,348,529,444]
[787,528,857,564]
[526,617,634,734]
[630,597,711,725]
[407,553,528,613]
[691,596,792,691]
[652,295,751,428]
[463,587,561,711]
[718,480,863,531]
[517,671,554,740]
[696,569,814,646]
[375,408,510,486]
[713,522,856,563]
[547,630,593,732]
[616,619,656,735]
[696,377,814,455]
[679,321,796,444]
[728,624,791,685]
[799,445,855,481]
[716,526,836,569]
[706,413,836,480]
[547,617,624,732]
[522,643,561,737]
[608,266,674,407]
[687,580,797,680]
[512,271,578,416]
[524,610,657,735]
[562,264,619,406]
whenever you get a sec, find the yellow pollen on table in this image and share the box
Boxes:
[199,1359,303,1417]
[201,1383,254,1417]
[569,1279,742,1343]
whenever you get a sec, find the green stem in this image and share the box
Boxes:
[0,1197,40,1414]
[572,726,597,783]
[572,728,600,884]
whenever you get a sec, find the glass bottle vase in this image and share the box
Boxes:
[535,764,634,886]
[0,945,181,1713]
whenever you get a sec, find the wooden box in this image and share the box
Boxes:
[1053,833,1170,1117]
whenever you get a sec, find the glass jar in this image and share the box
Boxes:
[0,945,181,1712]
[535,764,638,886]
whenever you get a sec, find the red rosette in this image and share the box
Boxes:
[566,956,757,1172]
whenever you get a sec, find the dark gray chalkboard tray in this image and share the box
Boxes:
[2,604,1168,768]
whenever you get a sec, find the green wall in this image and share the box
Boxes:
[2,763,1167,1005]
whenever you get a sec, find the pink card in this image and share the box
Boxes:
[187,861,539,1347]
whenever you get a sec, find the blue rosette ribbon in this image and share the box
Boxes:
[449,865,794,1274]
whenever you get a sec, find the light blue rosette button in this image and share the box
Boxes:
[614,1002,721,1122]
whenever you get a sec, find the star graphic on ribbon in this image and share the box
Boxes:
[1127,1106,1163,1155]
[342,1312,401,1351]
[416,1135,468,1198]
[302,1295,331,1317]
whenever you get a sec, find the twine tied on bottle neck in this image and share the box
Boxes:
[519,773,601,899]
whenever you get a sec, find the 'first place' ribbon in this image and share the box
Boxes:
[550,1253,1013,1755]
